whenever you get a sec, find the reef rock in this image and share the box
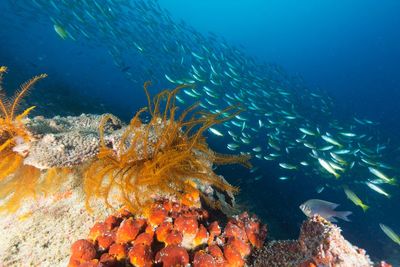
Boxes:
[250,215,374,267]
[22,114,123,169]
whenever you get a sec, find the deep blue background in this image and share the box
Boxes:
[160,0,400,139]
[1,0,400,263]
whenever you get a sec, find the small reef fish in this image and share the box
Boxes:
[53,24,68,39]
[315,185,325,194]
[365,182,390,198]
[368,167,397,185]
[300,199,352,222]
[279,162,297,170]
[318,158,340,178]
[379,223,400,246]
[208,127,223,137]
[299,127,316,136]
[343,186,369,212]
[321,135,343,147]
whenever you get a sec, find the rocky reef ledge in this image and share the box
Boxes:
[0,113,392,266]
[249,215,391,267]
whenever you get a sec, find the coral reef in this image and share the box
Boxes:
[1,81,249,216]
[68,198,266,267]
[0,70,392,266]
[249,215,375,267]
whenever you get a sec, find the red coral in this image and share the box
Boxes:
[194,224,208,247]
[128,243,153,267]
[88,222,108,241]
[97,230,116,250]
[223,243,245,267]
[156,221,173,243]
[174,214,199,236]
[115,218,141,243]
[193,251,216,267]
[148,206,168,227]
[70,239,96,261]
[165,230,183,246]
[134,232,154,246]
[109,243,127,261]
[225,221,248,242]
[155,245,189,267]
[68,200,267,267]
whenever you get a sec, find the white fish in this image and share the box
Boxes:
[334,149,351,155]
[339,132,356,137]
[366,182,390,198]
[316,186,325,194]
[300,199,352,222]
[318,158,340,178]
[208,127,223,137]
[279,163,297,170]
[368,167,397,185]
[165,74,177,84]
[322,135,343,147]
[299,127,316,136]
[379,224,400,246]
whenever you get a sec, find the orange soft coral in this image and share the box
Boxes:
[0,66,49,213]
[0,66,47,156]
[83,82,251,213]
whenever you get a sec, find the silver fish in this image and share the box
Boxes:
[300,199,352,222]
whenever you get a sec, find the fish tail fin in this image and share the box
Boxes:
[361,204,369,212]
[334,173,341,179]
[335,211,352,222]
[388,179,398,186]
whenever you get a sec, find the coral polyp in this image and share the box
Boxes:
[84,82,251,213]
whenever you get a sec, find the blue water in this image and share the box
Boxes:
[1,0,400,264]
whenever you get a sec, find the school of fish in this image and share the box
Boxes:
[6,0,400,246]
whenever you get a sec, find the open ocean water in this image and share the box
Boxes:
[1,0,400,264]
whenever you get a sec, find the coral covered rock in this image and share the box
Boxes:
[23,114,123,169]
[68,199,267,267]
[250,215,374,267]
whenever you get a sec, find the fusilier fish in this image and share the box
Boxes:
[318,158,340,178]
[321,135,343,147]
[379,224,400,246]
[366,182,390,198]
[343,186,369,212]
[368,167,397,185]
[279,163,297,170]
[208,127,223,137]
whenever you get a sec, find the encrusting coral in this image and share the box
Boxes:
[249,215,376,267]
[83,82,251,213]
[23,114,123,169]
[68,198,267,267]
